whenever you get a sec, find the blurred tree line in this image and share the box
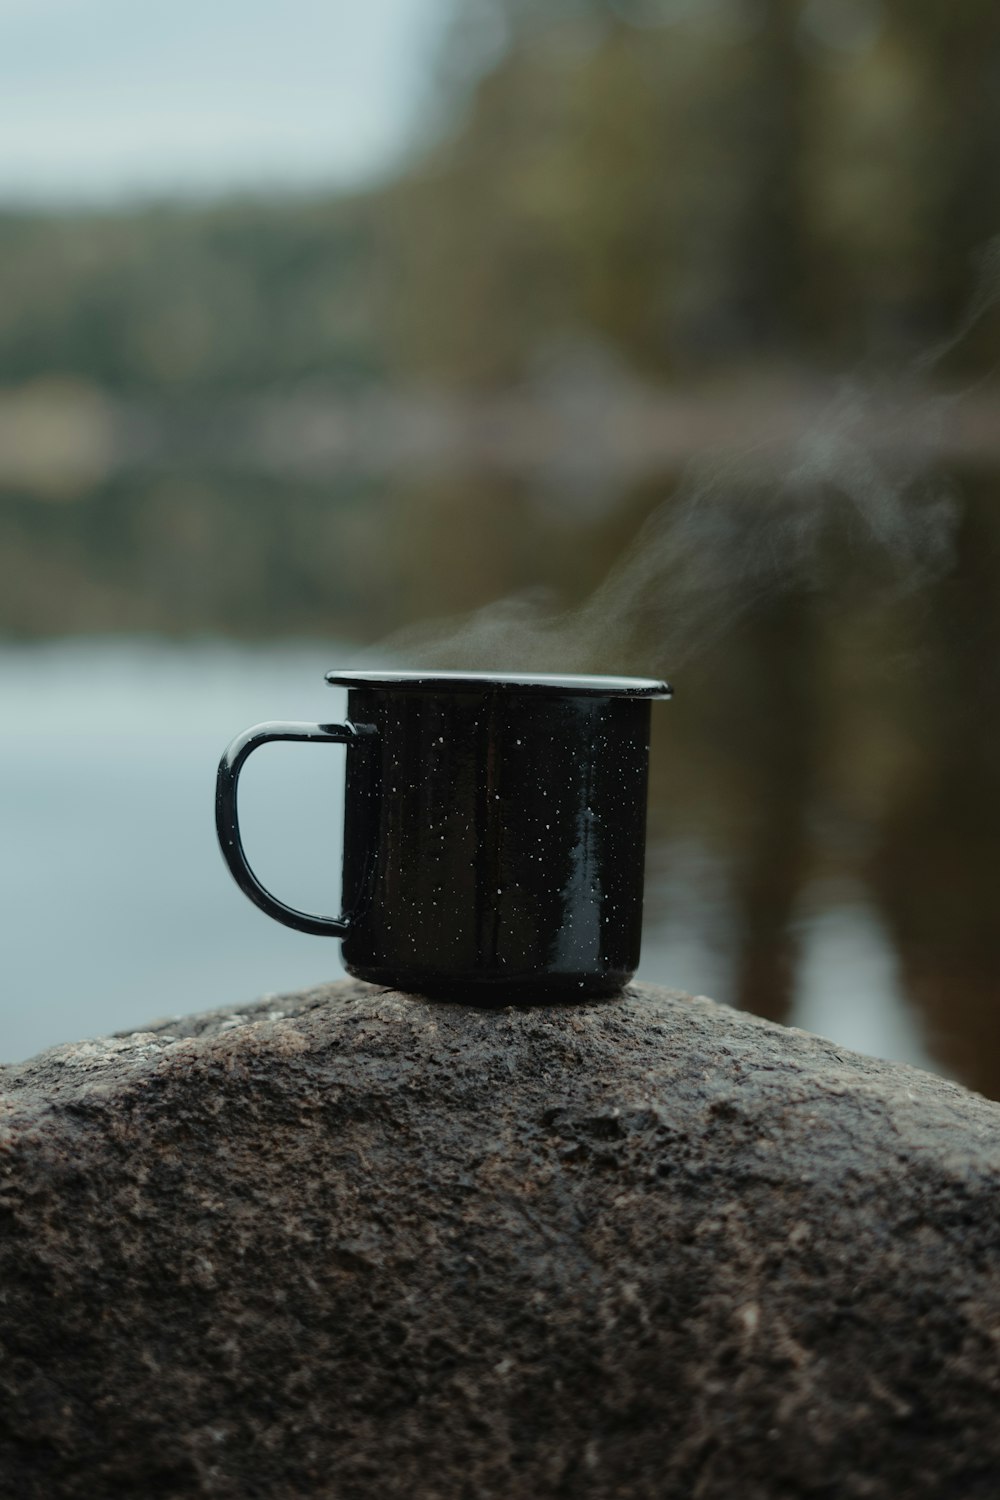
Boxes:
[2,0,999,400]
[0,198,381,391]
[384,0,1000,381]
[2,0,999,637]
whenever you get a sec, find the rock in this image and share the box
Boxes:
[2,981,1000,1499]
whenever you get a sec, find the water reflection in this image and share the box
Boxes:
[0,636,983,1088]
[869,476,1000,1099]
[0,641,350,1062]
[792,890,934,1074]
[640,852,936,1074]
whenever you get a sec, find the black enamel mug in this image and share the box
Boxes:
[216,671,672,1000]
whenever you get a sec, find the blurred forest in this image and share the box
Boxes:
[3,0,1000,638]
[3,0,1000,1089]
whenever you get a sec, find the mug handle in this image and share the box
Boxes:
[215,720,376,936]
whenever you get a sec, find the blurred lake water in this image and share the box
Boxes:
[0,638,932,1073]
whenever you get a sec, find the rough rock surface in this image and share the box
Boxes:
[2,981,1000,1499]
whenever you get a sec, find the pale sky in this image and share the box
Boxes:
[0,0,454,203]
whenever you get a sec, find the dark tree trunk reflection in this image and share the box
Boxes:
[871,477,1000,1096]
[722,590,819,1024]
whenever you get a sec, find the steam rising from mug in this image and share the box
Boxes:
[366,243,1000,675]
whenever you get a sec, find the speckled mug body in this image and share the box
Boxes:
[339,684,653,1000]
